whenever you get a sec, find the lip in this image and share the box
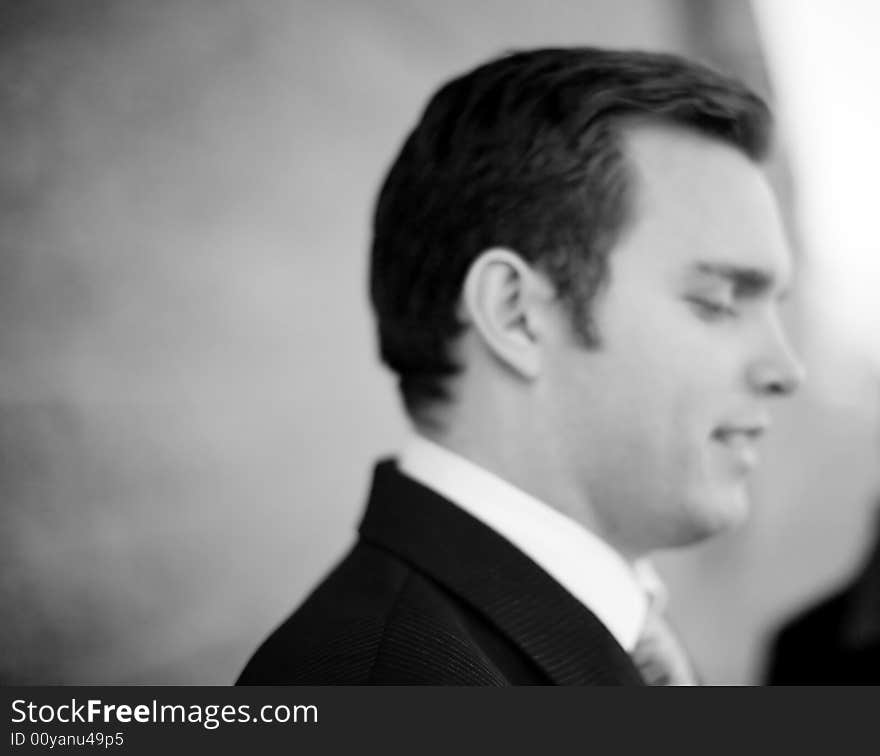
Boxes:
[711,421,769,471]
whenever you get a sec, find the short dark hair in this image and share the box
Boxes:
[369,47,771,421]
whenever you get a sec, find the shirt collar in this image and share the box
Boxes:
[398,434,661,652]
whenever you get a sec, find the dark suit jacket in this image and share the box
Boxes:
[237,460,645,685]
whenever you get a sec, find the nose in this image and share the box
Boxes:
[747,325,806,398]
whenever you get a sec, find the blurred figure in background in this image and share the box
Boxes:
[766,503,880,684]
[238,46,804,686]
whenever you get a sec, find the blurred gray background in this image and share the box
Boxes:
[2,0,878,684]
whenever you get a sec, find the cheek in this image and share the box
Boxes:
[585,384,697,491]
[577,338,712,463]
[612,345,715,452]
[604,365,723,512]
[581,299,751,544]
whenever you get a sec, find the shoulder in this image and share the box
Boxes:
[765,589,852,684]
[770,588,851,659]
[236,542,512,685]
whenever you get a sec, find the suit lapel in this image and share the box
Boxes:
[358,460,644,685]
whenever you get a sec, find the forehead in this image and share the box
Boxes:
[614,123,792,289]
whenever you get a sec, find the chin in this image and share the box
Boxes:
[699,488,751,537]
[674,487,751,547]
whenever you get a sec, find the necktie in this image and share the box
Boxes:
[632,609,698,686]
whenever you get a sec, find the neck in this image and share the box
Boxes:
[415,418,621,557]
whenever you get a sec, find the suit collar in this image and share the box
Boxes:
[398,434,656,652]
[358,460,645,685]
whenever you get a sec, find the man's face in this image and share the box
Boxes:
[543,123,804,557]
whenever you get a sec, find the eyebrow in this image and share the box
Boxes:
[690,262,790,300]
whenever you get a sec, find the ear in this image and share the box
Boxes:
[460,248,552,380]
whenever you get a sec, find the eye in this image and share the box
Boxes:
[686,297,738,321]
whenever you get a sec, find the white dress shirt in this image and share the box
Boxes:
[398,434,665,652]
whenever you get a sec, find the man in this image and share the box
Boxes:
[766,504,880,684]
[238,47,804,685]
